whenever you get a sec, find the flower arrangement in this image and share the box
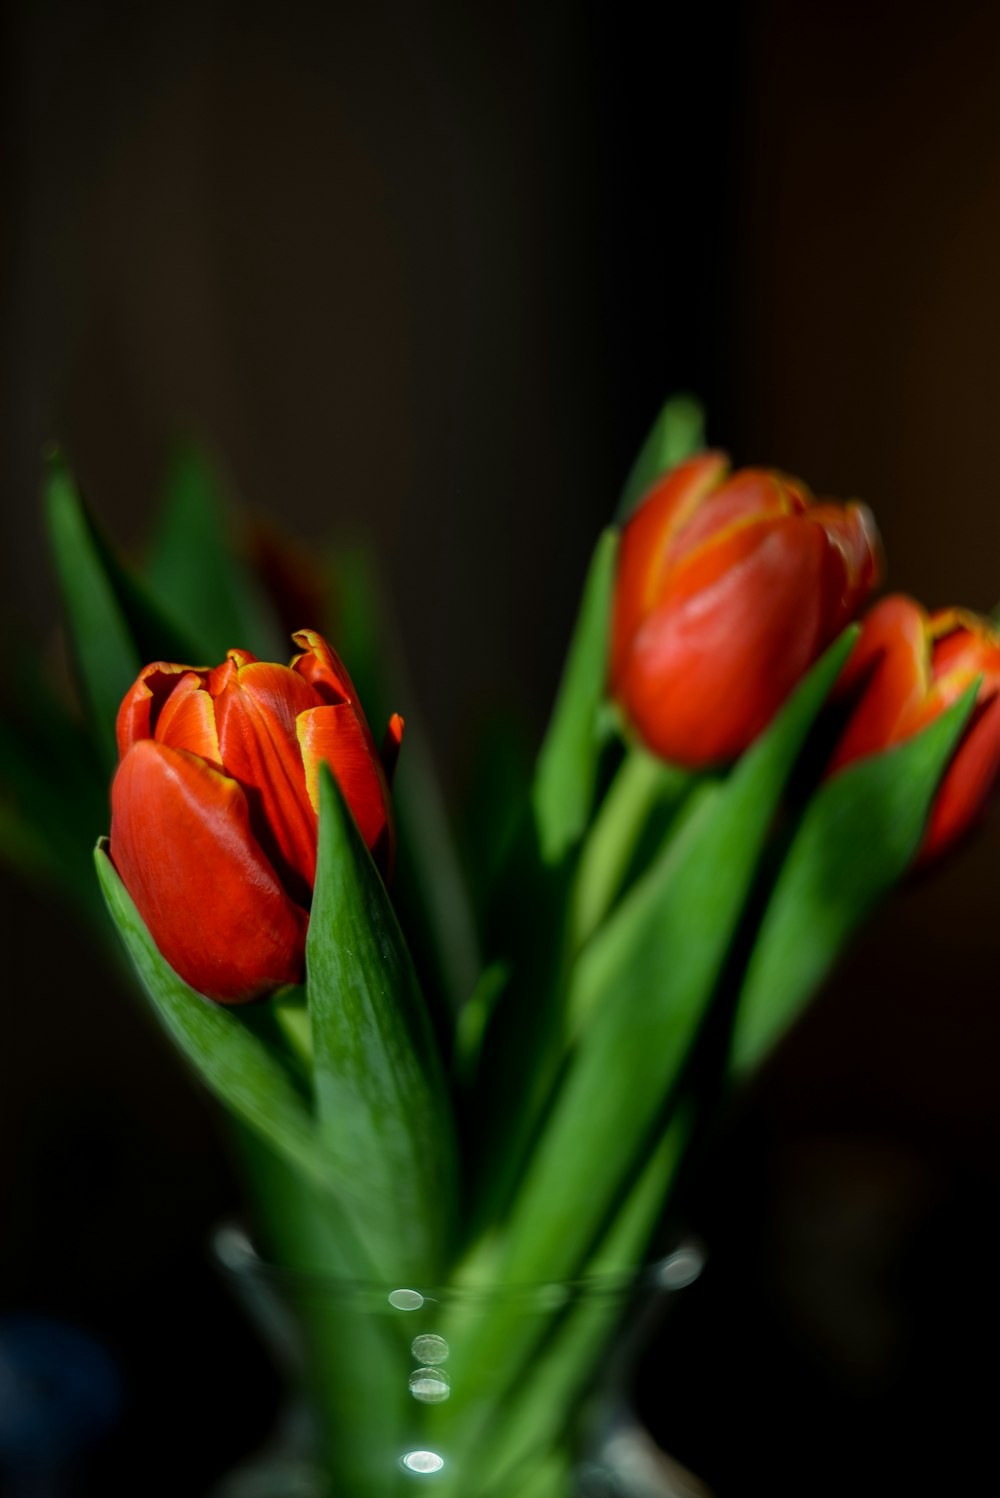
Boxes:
[5,400,998,1496]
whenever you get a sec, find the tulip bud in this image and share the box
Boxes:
[109,629,402,1003]
[828,594,1000,864]
[609,453,881,766]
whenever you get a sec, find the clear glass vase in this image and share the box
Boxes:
[207,1223,710,1498]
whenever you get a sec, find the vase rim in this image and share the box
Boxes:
[210,1220,706,1307]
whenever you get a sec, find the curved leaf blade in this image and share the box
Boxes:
[497,630,857,1284]
[331,543,481,1020]
[145,441,284,662]
[616,392,706,522]
[44,452,208,769]
[306,765,456,1281]
[95,843,330,1197]
[45,454,142,770]
[532,528,618,865]
[729,685,979,1078]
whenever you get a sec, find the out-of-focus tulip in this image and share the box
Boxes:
[109,629,402,1003]
[828,594,1000,864]
[609,452,882,766]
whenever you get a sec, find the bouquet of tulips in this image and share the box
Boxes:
[5,398,999,1497]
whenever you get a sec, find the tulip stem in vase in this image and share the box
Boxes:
[570,747,696,950]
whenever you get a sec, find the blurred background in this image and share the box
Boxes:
[2,0,999,1492]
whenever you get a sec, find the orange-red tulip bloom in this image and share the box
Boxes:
[609,452,881,765]
[110,629,403,1003]
[828,594,1000,865]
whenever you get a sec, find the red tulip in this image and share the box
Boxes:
[828,594,1000,864]
[609,453,881,765]
[109,629,403,1003]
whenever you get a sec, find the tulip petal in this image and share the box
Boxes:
[926,610,1000,711]
[290,628,354,706]
[621,520,833,764]
[923,691,1000,861]
[154,671,221,766]
[664,468,800,572]
[381,713,404,785]
[828,595,931,771]
[610,452,728,690]
[110,740,308,1002]
[291,627,396,805]
[117,661,201,756]
[212,660,320,899]
[808,501,882,606]
[297,703,394,874]
[611,460,883,767]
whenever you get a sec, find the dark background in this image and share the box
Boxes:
[2,1,999,1493]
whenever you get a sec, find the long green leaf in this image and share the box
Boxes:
[729,686,979,1078]
[95,844,334,1204]
[532,528,618,865]
[306,765,456,1282]
[145,441,284,661]
[616,393,706,522]
[45,454,142,769]
[496,630,856,1285]
[531,396,703,864]
[332,545,481,1018]
[44,452,208,770]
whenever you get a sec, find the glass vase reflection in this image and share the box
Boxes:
[209,1223,709,1498]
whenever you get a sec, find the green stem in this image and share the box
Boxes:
[436,1109,693,1493]
[571,747,692,952]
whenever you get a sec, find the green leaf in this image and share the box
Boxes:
[530,393,704,868]
[145,441,284,661]
[43,451,208,770]
[436,1110,693,1497]
[457,1111,694,1490]
[306,765,456,1281]
[495,630,856,1285]
[44,453,143,770]
[532,528,618,865]
[453,960,510,1087]
[224,1120,373,1280]
[331,545,481,1019]
[616,392,706,522]
[393,732,483,1017]
[222,1122,417,1498]
[327,544,391,724]
[94,843,335,1209]
[729,685,979,1078]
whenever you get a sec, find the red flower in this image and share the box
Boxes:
[110,629,402,1003]
[829,594,1000,864]
[609,453,881,766]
